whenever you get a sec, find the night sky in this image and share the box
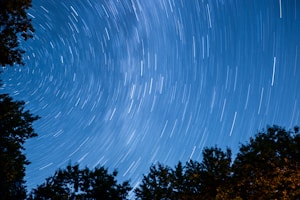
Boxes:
[1,0,300,195]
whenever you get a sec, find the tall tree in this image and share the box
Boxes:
[0,94,39,199]
[170,162,185,199]
[199,147,231,199]
[184,160,202,199]
[230,125,300,199]
[135,126,300,199]
[182,147,232,200]
[0,0,34,66]
[135,163,173,200]
[135,148,231,200]
[28,163,132,200]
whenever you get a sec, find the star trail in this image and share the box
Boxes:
[1,0,300,194]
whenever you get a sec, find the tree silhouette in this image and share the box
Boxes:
[28,163,132,200]
[135,147,231,200]
[199,147,231,199]
[135,163,173,200]
[135,125,300,200]
[0,0,34,66]
[0,94,39,199]
[228,125,300,199]
[171,162,185,199]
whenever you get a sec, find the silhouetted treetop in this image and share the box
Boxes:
[0,94,39,199]
[28,163,132,200]
[135,125,300,200]
[0,0,34,66]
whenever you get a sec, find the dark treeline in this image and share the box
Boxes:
[133,125,300,200]
[2,98,300,200]
[28,126,300,199]
[1,1,300,199]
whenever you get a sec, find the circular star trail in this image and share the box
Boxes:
[1,0,300,194]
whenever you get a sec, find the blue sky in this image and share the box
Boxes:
[1,0,300,191]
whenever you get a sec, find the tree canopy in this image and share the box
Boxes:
[0,0,34,66]
[227,125,300,199]
[135,147,232,200]
[0,1,38,199]
[28,163,132,200]
[135,125,300,200]
[0,94,39,199]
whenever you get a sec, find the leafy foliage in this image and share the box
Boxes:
[135,125,300,200]
[135,163,173,200]
[0,0,34,66]
[229,125,300,199]
[28,163,132,200]
[0,94,39,199]
[135,147,231,200]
